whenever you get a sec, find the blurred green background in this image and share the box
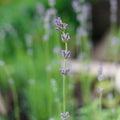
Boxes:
[0,0,120,120]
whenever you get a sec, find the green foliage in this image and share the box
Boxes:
[0,0,120,120]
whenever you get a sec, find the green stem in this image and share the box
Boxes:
[99,93,102,114]
[4,67,20,120]
[63,75,66,113]
[65,42,68,51]
[63,42,68,113]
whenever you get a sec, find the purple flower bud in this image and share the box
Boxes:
[61,33,70,42]
[60,68,70,75]
[60,112,70,120]
[56,23,68,31]
[66,112,70,118]
[55,17,62,25]
[60,50,71,59]
[56,26,62,31]
[61,23,68,30]
[55,17,68,31]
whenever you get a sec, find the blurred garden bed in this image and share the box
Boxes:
[0,0,120,120]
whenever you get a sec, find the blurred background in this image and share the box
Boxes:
[0,0,120,120]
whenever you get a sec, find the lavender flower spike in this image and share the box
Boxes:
[61,33,70,42]
[60,112,70,120]
[55,17,71,117]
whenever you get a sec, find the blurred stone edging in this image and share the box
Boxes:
[70,60,120,93]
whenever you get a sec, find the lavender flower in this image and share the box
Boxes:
[43,7,56,41]
[55,17,71,117]
[36,2,45,16]
[55,17,68,31]
[60,50,71,59]
[61,33,70,42]
[48,0,55,7]
[56,23,68,31]
[60,68,70,75]
[61,23,68,29]
[60,112,70,120]
[72,0,81,12]
[55,17,62,25]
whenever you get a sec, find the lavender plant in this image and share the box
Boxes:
[55,17,71,120]
[110,0,117,29]
[72,0,92,60]
[42,0,58,117]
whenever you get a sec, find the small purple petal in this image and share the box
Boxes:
[66,68,70,73]
[60,112,70,120]
[66,112,70,118]
[65,51,71,58]
[56,26,62,31]
[60,50,66,56]
[61,33,70,42]
[60,68,70,75]
[55,17,62,25]
[60,50,71,59]
[62,23,68,29]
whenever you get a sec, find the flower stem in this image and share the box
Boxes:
[63,42,68,113]
[99,93,102,114]
[63,74,66,113]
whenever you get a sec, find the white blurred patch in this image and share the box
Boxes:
[115,69,120,93]
[0,60,5,66]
